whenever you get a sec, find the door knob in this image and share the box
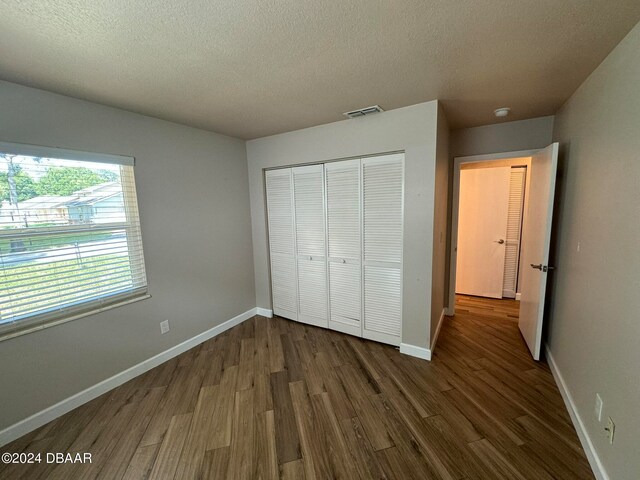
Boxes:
[341,259,346,264]
[308,256,313,260]
[494,239,505,244]
[531,264,555,272]
[529,263,556,272]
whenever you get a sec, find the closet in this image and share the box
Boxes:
[265,153,404,346]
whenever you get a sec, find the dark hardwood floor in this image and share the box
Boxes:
[0,296,594,479]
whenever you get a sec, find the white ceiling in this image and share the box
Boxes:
[1,1,639,139]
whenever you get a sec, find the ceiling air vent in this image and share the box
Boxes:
[343,105,384,119]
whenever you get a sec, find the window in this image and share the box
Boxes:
[0,142,148,339]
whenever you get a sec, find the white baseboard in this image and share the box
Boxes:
[256,308,273,318]
[0,307,258,447]
[545,345,607,480]
[400,308,446,362]
[515,292,522,301]
[400,343,431,361]
[430,308,446,354]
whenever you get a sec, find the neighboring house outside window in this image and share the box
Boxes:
[0,142,148,340]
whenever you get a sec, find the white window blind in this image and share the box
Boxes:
[0,143,148,339]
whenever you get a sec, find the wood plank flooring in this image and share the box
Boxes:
[0,296,594,479]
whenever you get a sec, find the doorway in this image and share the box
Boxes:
[455,158,530,300]
[448,145,559,360]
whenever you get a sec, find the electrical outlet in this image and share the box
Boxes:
[160,320,170,334]
[605,417,615,444]
[594,394,603,422]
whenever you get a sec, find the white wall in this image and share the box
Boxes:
[247,101,443,350]
[0,80,256,431]
[451,116,554,158]
[548,22,640,480]
[430,103,449,342]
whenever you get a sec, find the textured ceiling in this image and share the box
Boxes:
[1,1,639,139]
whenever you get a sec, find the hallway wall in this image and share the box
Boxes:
[548,22,640,480]
[450,116,554,158]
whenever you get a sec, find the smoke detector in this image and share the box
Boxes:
[343,105,384,119]
[494,107,511,118]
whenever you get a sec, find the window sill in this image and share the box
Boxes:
[0,293,152,342]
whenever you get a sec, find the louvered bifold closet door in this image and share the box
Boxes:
[502,167,526,298]
[293,164,328,327]
[325,159,362,337]
[362,154,404,346]
[265,168,298,320]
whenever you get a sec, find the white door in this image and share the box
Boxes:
[265,168,298,320]
[325,159,362,337]
[362,154,404,346]
[456,166,511,298]
[519,143,559,360]
[293,164,328,328]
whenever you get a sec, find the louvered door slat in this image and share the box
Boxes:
[503,167,526,298]
[298,260,328,323]
[326,159,361,336]
[326,160,361,259]
[294,165,326,257]
[364,265,402,336]
[362,154,404,346]
[270,253,298,315]
[293,164,328,327]
[363,160,403,264]
[265,169,298,320]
